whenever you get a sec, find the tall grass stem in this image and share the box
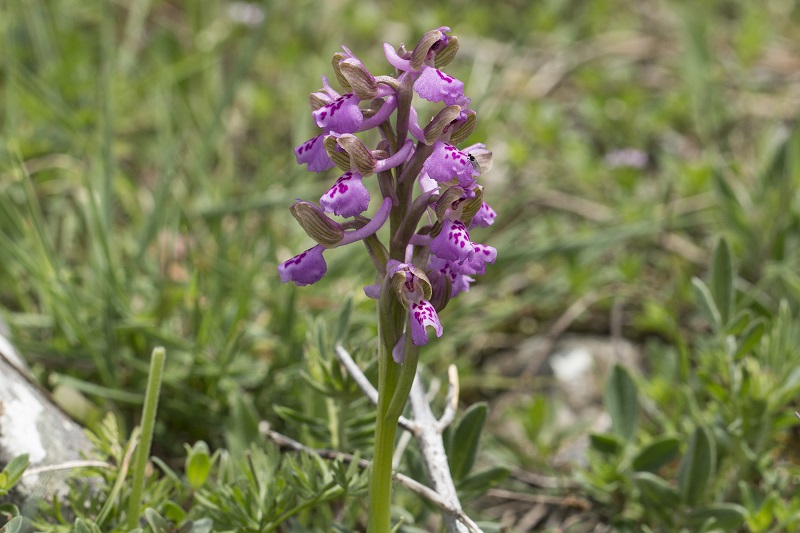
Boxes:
[126,346,166,529]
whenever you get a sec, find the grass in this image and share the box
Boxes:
[3,0,800,531]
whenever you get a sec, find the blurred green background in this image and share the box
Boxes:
[4,0,800,527]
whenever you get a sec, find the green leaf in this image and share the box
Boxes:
[710,237,734,326]
[632,436,681,472]
[449,402,488,481]
[144,507,170,532]
[685,503,746,530]
[733,318,765,360]
[162,500,186,523]
[456,466,510,498]
[589,432,624,456]
[3,516,28,533]
[632,472,679,524]
[73,518,101,533]
[185,441,212,490]
[678,426,716,506]
[692,278,722,330]
[603,364,638,441]
[334,297,353,342]
[1,454,30,489]
[633,472,679,504]
[725,309,751,336]
[189,518,214,533]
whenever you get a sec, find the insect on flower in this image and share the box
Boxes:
[468,153,481,173]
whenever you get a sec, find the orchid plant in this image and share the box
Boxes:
[279,27,496,532]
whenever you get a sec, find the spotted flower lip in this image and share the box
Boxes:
[388,261,443,347]
[453,243,497,276]
[383,41,468,107]
[429,256,474,297]
[470,201,497,228]
[278,245,327,286]
[312,92,363,132]
[431,219,475,263]
[423,141,479,186]
[410,300,443,346]
[295,134,336,172]
[413,67,468,107]
[320,171,370,217]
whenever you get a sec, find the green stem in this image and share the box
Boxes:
[368,311,419,533]
[126,346,166,530]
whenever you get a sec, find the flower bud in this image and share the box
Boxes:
[309,91,330,110]
[434,35,459,69]
[434,186,466,222]
[289,201,344,247]
[459,186,484,228]
[391,264,432,309]
[426,267,452,312]
[336,133,377,175]
[331,52,351,89]
[424,105,462,145]
[411,28,446,71]
[339,58,378,100]
[448,109,477,146]
[324,135,352,171]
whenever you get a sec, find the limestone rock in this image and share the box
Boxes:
[0,322,96,509]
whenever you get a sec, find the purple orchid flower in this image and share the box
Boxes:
[278,245,327,286]
[320,171,371,217]
[283,27,497,351]
[423,141,479,187]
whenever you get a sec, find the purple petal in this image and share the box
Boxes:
[430,256,473,297]
[392,334,406,363]
[295,134,335,172]
[278,245,327,286]
[374,139,414,174]
[320,171,370,217]
[363,283,381,299]
[431,219,475,263]
[423,142,478,185]
[414,66,467,106]
[312,93,362,133]
[407,105,426,143]
[470,201,497,228]
[384,43,412,71]
[339,197,393,246]
[458,243,497,275]
[410,300,443,345]
[358,95,397,131]
[418,172,438,193]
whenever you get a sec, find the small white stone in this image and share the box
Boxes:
[550,346,593,382]
[0,383,47,463]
